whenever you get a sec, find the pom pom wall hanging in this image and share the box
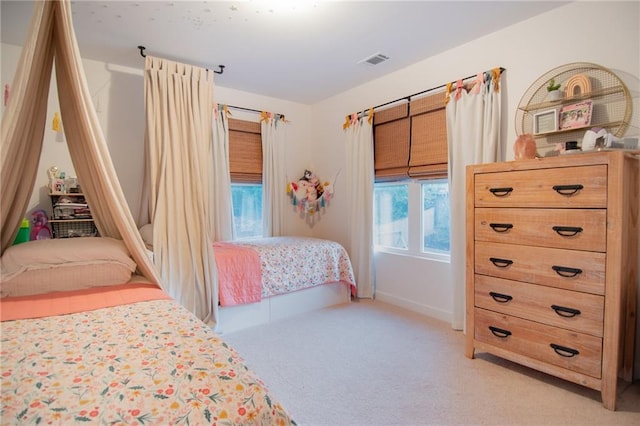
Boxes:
[287,169,337,223]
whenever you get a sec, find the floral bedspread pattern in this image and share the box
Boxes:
[1,299,296,425]
[233,237,357,298]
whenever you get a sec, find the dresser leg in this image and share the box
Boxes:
[601,385,616,411]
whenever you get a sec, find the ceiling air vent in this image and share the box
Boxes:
[358,53,390,66]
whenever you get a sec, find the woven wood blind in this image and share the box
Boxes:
[373,103,410,182]
[228,118,262,184]
[408,92,448,179]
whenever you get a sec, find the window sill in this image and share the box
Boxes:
[374,247,450,263]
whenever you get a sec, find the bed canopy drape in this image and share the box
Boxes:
[0,0,160,286]
[142,55,218,324]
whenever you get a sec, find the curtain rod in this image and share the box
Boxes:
[137,45,225,75]
[367,67,506,113]
[225,104,284,118]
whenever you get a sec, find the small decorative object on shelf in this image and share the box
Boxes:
[564,73,592,97]
[533,109,558,134]
[559,100,593,130]
[513,133,538,160]
[546,78,563,101]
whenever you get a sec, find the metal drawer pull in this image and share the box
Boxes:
[489,292,513,303]
[489,326,512,338]
[550,343,579,358]
[552,184,584,196]
[489,257,513,268]
[552,265,583,278]
[551,304,581,318]
[489,223,513,233]
[552,226,583,237]
[489,187,513,197]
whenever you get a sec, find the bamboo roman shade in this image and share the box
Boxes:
[409,93,447,179]
[373,103,410,181]
[228,118,262,184]
[373,91,448,181]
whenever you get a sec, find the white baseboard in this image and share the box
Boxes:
[374,290,451,324]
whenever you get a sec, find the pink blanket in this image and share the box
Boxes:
[0,282,169,322]
[213,242,262,306]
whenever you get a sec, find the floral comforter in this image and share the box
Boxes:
[1,297,295,425]
[232,237,357,298]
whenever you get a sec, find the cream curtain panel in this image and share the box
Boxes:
[143,55,218,324]
[344,112,375,298]
[0,0,160,287]
[446,71,503,330]
[261,114,287,237]
[211,105,234,241]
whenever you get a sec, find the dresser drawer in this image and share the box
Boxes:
[475,208,606,252]
[475,241,605,295]
[475,308,602,378]
[474,165,607,208]
[475,274,604,337]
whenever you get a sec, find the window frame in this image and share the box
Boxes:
[374,179,450,263]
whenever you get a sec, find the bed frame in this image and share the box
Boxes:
[218,281,351,334]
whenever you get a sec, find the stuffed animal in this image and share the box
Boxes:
[513,133,538,160]
[30,209,52,240]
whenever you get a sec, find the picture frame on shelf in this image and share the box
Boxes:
[559,100,593,131]
[533,109,558,134]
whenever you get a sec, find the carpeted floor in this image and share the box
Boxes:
[223,299,640,426]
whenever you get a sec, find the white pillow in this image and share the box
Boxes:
[1,237,137,298]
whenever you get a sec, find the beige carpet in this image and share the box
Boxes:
[223,299,640,426]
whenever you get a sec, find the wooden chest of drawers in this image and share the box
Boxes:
[465,151,639,410]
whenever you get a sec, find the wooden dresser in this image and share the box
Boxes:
[465,150,639,410]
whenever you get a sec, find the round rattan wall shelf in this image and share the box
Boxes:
[515,62,632,154]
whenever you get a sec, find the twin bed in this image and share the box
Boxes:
[1,235,356,422]
[214,236,356,333]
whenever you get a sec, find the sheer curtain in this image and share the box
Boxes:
[143,55,218,324]
[344,111,375,298]
[446,70,503,330]
[261,113,287,237]
[211,105,234,241]
[1,0,160,286]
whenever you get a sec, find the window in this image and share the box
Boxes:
[228,118,263,239]
[372,89,450,259]
[421,179,450,253]
[374,183,408,249]
[374,180,450,259]
[231,184,263,239]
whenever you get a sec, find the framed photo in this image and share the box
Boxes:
[533,109,558,134]
[559,100,593,131]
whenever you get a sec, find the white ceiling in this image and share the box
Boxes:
[1,1,568,104]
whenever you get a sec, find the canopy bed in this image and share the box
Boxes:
[0,1,294,423]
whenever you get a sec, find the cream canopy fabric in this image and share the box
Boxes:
[0,0,161,286]
[143,55,217,323]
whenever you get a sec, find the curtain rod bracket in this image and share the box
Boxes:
[137,45,225,74]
